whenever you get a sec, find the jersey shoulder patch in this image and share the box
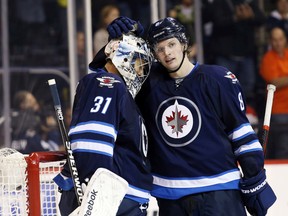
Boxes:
[82,69,124,89]
[97,75,121,88]
[197,64,239,85]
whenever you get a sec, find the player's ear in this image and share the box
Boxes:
[153,51,160,62]
[182,44,187,51]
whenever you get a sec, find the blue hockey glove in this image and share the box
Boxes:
[107,16,144,39]
[240,169,276,216]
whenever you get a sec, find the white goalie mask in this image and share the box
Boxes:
[105,34,153,98]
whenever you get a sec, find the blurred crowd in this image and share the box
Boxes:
[1,0,288,159]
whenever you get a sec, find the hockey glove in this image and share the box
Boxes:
[240,169,276,216]
[107,16,144,39]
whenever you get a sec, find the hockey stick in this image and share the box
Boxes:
[48,79,84,205]
[261,84,276,156]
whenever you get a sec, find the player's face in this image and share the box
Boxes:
[154,38,184,71]
[131,51,151,78]
[23,93,39,111]
[271,28,287,54]
[104,8,120,25]
[134,58,145,76]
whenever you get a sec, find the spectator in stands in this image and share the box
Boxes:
[266,0,288,38]
[64,105,72,129]
[168,0,197,61]
[260,27,288,159]
[77,31,87,78]
[13,0,46,47]
[208,0,266,104]
[11,91,62,153]
[91,0,131,35]
[201,0,217,64]
[93,4,120,54]
[56,0,68,53]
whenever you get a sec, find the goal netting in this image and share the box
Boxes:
[0,148,66,216]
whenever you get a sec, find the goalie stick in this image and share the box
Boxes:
[48,79,129,215]
[48,79,84,205]
[261,84,276,156]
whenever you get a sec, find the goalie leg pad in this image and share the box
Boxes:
[69,168,128,216]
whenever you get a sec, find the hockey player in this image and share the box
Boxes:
[99,17,277,216]
[53,34,153,216]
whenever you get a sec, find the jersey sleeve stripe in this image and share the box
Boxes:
[126,185,151,200]
[68,121,117,141]
[71,140,114,157]
[234,140,263,156]
[228,123,255,141]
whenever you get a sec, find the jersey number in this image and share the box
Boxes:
[238,92,244,111]
[90,96,112,114]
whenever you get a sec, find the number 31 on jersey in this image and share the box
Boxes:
[90,96,112,114]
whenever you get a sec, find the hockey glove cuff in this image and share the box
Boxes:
[53,173,74,191]
[240,169,276,216]
[107,16,144,39]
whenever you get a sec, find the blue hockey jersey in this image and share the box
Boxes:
[55,69,152,203]
[136,63,264,200]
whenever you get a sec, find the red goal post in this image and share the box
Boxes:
[0,149,66,216]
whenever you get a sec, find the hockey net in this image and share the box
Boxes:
[0,148,66,216]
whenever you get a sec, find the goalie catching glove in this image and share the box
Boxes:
[107,16,144,39]
[240,169,276,216]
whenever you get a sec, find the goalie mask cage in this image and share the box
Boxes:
[0,149,66,216]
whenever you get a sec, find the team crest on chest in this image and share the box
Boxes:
[156,96,202,147]
[97,76,121,88]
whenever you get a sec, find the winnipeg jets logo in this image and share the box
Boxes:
[224,71,238,84]
[165,100,189,136]
[156,97,201,147]
[97,76,120,88]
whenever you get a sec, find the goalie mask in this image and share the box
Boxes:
[105,34,153,98]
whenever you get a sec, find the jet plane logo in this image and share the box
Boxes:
[97,76,121,88]
[224,71,238,84]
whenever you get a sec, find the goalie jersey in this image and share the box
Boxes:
[54,69,152,203]
[136,63,264,199]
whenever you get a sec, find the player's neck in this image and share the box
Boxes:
[105,61,119,76]
[169,58,194,79]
